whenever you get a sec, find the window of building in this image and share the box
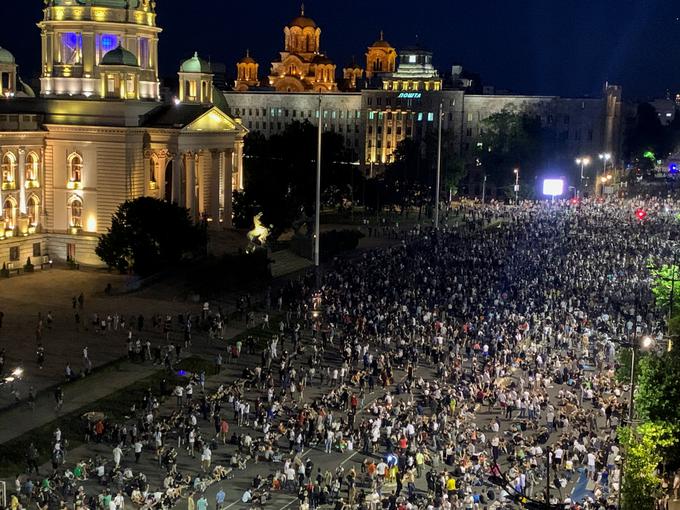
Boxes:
[59,32,82,65]
[377,126,383,134]
[139,37,150,69]
[396,127,402,135]
[417,113,423,122]
[9,246,19,262]
[149,156,159,188]
[467,112,473,122]
[25,152,39,184]
[427,112,434,122]
[377,98,382,106]
[369,112,375,120]
[27,196,39,227]
[69,198,83,228]
[387,127,392,135]
[1,152,16,189]
[466,128,473,137]
[67,153,83,184]
[367,98,372,106]
[67,243,76,262]
[32,243,41,257]
[368,126,373,134]
[3,198,17,228]
[408,55,417,63]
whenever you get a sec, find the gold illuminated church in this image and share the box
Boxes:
[0,0,246,266]
[234,5,397,92]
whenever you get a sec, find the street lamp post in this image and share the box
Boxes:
[598,153,611,197]
[434,102,443,229]
[481,174,487,204]
[314,95,322,270]
[513,168,519,205]
[575,156,590,197]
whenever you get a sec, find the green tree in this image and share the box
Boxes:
[238,121,361,238]
[649,263,680,317]
[95,197,205,276]
[618,422,677,510]
[476,106,561,196]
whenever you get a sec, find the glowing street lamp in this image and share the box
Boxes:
[575,156,590,196]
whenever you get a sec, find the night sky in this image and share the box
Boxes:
[5,0,680,99]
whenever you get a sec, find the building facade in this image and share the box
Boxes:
[0,0,245,267]
[224,29,623,176]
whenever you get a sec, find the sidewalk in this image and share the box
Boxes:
[0,362,152,444]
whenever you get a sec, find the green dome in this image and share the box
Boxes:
[0,47,15,65]
[180,52,211,73]
[101,45,139,66]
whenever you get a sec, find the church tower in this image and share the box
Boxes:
[365,31,397,80]
[234,50,259,91]
[39,0,161,99]
[269,5,337,92]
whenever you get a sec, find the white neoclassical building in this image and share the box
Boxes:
[0,0,246,266]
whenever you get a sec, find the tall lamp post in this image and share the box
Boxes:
[434,102,443,229]
[314,95,322,270]
[513,168,519,205]
[598,153,611,197]
[575,156,590,197]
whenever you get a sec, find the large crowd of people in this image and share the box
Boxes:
[6,198,680,510]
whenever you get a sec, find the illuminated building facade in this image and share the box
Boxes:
[225,39,623,174]
[0,1,245,267]
[268,7,338,92]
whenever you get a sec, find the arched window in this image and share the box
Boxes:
[150,155,159,188]
[1,152,16,189]
[67,153,83,183]
[27,195,39,226]
[25,152,39,184]
[69,198,83,228]
[3,197,17,229]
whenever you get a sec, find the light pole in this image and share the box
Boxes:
[575,156,590,197]
[314,95,322,270]
[598,153,611,197]
[434,102,443,229]
[481,174,487,204]
[513,168,519,205]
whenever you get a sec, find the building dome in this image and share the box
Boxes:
[101,45,139,66]
[180,52,211,73]
[312,54,333,65]
[288,4,317,28]
[0,47,15,65]
[371,31,393,48]
[239,50,256,65]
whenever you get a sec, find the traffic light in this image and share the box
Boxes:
[635,208,647,221]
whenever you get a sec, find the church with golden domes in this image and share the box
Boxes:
[0,0,246,267]
[234,5,397,93]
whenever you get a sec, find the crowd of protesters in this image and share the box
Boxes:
[6,198,680,510]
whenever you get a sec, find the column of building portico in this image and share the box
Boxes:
[235,139,244,190]
[172,153,182,204]
[185,152,197,219]
[222,149,234,228]
[17,148,26,214]
[208,150,222,228]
